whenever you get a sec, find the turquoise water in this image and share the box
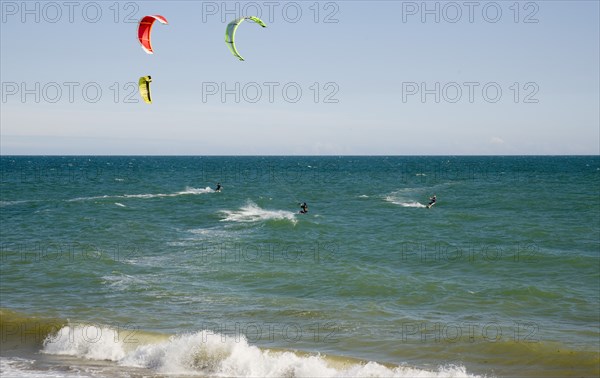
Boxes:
[1,156,599,377]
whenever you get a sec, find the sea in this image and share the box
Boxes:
[1,156,598,378]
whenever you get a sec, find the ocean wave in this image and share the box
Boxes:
[41,326,479,377]
[220,202,297,225]
[0,309,66,351]
[43,326,126,361]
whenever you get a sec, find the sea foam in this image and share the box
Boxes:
[220,201,297,224]
[40,326,481,377]
[68,187,214,202]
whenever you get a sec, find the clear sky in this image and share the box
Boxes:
[1,0,599,155]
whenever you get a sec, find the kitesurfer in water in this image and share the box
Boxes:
[299,202,308,214]
[215,183,222,192]
[427,195,436,207]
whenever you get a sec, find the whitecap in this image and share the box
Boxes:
[41,328,482,377]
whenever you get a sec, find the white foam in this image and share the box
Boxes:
[121,193,165,199]
[189,228,230,236]
[68,187,213,202]
[185,227,240,242]
[384,196,426,208]
[399,201,427,208]
[42,326,126,361]
[384,188,430,208]
[0,356,93,378]
[68,195,112,202]
[220,202,297,225]
[177,186,214,195]
[0,200,33,207]
[41,328,482,377]
[101,274,148,291]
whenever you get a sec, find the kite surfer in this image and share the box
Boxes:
[299,202,308,214]
[427,195,436,209]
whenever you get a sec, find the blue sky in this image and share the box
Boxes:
[1,0,599,155]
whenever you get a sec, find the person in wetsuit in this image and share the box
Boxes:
[428,195,436,207]
[299,202,308,214]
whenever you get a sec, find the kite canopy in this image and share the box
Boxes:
[138,15,168,54]
[139,76,152,104]
[225,16,267,61]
